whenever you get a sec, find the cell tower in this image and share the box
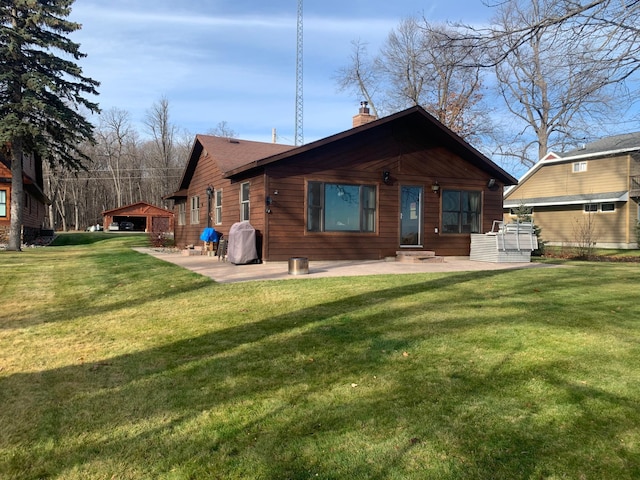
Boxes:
[294,0,303,146]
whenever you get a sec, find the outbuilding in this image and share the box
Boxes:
[102,202,174,233]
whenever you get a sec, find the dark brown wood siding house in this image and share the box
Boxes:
[167,106,517,260]
[0,151,49,244]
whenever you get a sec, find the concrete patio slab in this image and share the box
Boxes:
[135,248,557,284]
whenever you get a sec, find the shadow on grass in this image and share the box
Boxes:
[2,266,639,478]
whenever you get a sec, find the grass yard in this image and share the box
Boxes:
[1,233,639,479]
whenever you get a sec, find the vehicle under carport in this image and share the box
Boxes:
[102,202,174,233]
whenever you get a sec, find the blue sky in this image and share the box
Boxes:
[69,1,492,145]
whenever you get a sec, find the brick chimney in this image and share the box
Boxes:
[352,101,377,128]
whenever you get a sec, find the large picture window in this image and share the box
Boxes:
[307,182,376,232]
[442,190,481,233]
[0,190,6,217]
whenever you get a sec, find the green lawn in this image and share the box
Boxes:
[1,233,639,479]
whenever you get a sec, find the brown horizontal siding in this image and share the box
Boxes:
[262,131,502,260]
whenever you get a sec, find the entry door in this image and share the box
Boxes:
[400,186,423,246]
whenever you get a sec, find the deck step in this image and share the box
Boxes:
[395,251,444,263]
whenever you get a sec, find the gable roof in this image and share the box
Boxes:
[506,131,640,200]
[172,136,295,195]
[169,105,517,198]
[102,201,174,216]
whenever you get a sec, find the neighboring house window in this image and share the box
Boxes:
[442,190,482,233]
[0,190,6,217]
[601,203,615,212]
[215,189,222,225]
[177,202,186,225]
[584,204,598,212]
[190,196,200,224]
[240,182,250,221]
[307,181,376,232]
[573,161,587,173]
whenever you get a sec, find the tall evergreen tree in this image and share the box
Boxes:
[0,0,99,250]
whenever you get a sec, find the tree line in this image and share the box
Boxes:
[44,99,192,231]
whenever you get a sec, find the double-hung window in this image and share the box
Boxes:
[177,202,186,225]
[0,190,6,217]
[190,196,200,224]
[442,190,482,233]
[215,189,222,225]
[240,183,250,221]
[307,182,376,232]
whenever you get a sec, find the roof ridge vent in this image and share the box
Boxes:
[228,138,240,144]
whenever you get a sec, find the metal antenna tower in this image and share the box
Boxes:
[294,0,303,146]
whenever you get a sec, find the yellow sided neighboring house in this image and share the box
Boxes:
[504,132,640,249]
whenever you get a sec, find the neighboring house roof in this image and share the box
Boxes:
[504,191,628,208]
[168,105,517,199]
[560,132,640,158]
[506,131,640,201]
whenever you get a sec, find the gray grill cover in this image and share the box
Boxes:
[226,221,258,264]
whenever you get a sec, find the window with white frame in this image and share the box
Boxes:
[584,203,598,212]
[601,203,615,212]
[215,189,222,225]
[240,182,250,221]
[573,161,587,173]
[177,202,186,225]
[307,182,376,232]
[0,190,6,217]
[190,196,200,224]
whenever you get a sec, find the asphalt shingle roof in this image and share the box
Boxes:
[561,132,640,158]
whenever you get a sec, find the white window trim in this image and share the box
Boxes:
[214,189,222,225]
[177,202,186,226]
[573,161,587,173]
[190,196,200,224]
[240,182,250,221]
[0,189,6,217]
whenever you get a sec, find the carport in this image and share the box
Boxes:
[102,202,174,233]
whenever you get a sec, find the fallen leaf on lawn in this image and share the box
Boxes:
[403,351,409,357]
[351,383,358,388]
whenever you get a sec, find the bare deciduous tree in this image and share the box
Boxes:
[208,121,238,139]
[334,39,381,117]
[95,108,137,208]
[335,18,490,144]
[144,97,183,206]
[486,0,637,165]
[439,0,640,167]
